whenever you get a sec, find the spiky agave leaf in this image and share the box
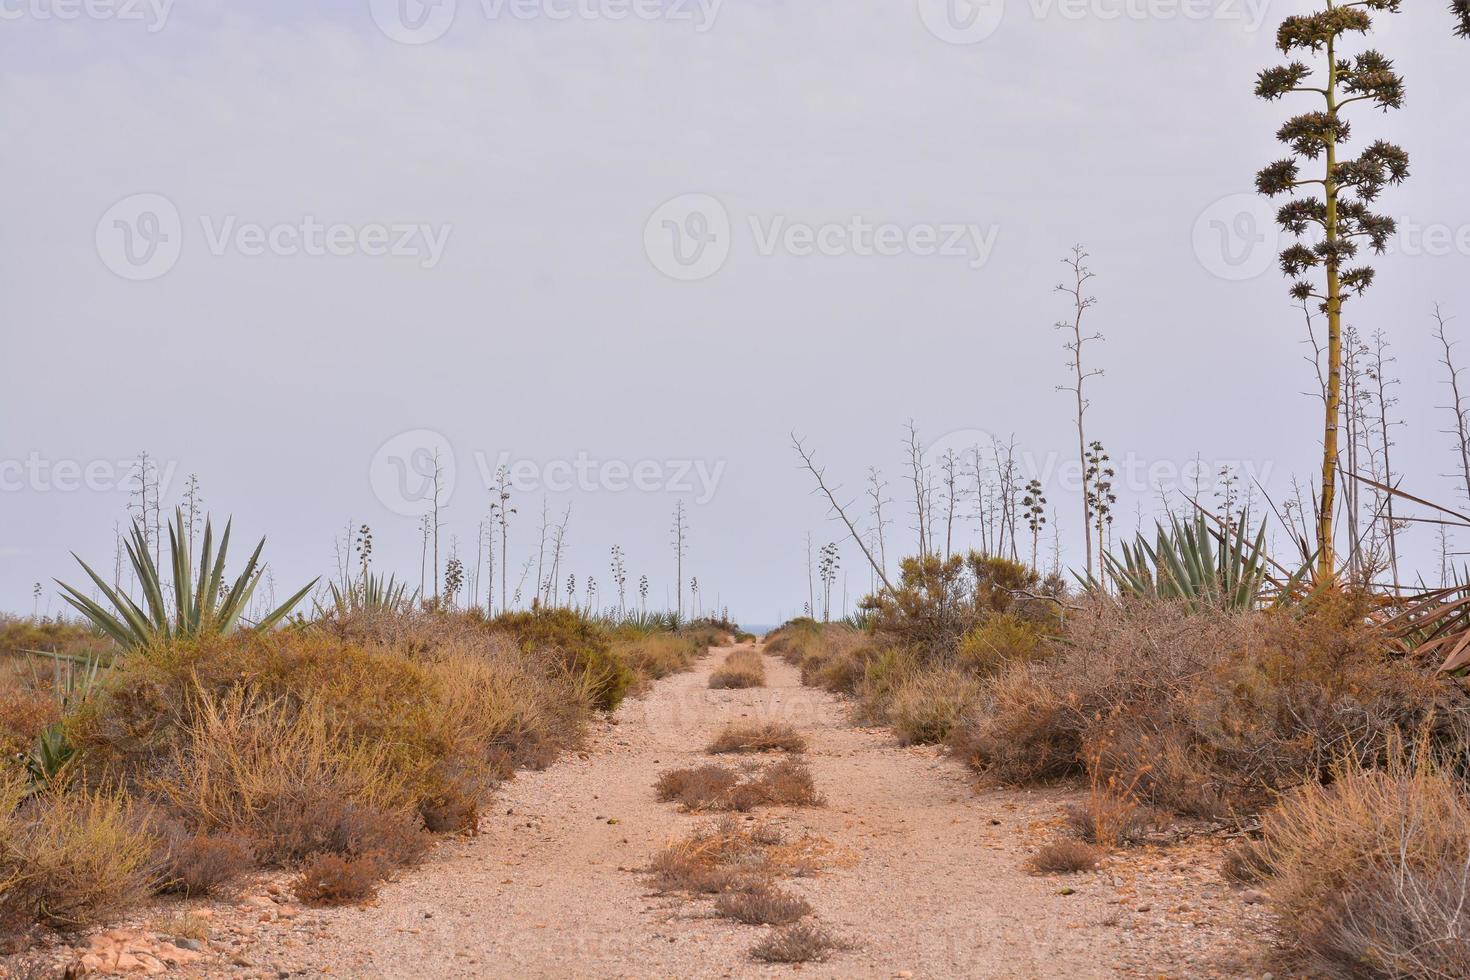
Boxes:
[1102,514,1291,611]
[56,508,316,652]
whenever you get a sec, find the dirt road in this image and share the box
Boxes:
[242,644,1268,978]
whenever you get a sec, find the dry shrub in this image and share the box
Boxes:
[1063,733,1161,847]
[755,759,821,807]
[708,721,806,755]
[0,775,156,934]
[614,634,700,684]
[763,619,826,666]
[151,822,251,897]
[947,664,1072,783]
[1027,840,1101,874]
[887,668,985,746]
[0,687,60,760]
[1063,799,1158,848]
[1247,741,1470,976]
[955,596,1468,817]
[0,617,109,663]
[799,639,876,695]
[709,649,766,689]
[655,764,742,811]
[714,884,812,925]
[750,921,850,963]
[291,852,386,906]
[647,816,784,894]
[655,760,820,812]
[154,690,416,840]
[766,621,872,694]
[648,815,832,897]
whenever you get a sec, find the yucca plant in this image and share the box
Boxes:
[57,508,316,653]
[1101,514,1301,611]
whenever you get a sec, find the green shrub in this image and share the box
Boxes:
[954,614,1046,674]
[887,669,984,746]
[491,609,634,711]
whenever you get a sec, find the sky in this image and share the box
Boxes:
[2,0,1468,625]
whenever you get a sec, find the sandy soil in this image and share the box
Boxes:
[32,643,1276,978]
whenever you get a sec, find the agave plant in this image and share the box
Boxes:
[322,572,414,616]
[19,651,102,788]
[1102,514,1301,611]
[57,509,316,653]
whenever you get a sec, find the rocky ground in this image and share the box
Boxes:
[8,643,1279,978]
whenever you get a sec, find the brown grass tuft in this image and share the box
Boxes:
[714,884,812,925]
[654,760,821,812]
[1246,739,1470,976]
[655,764,743,811]
[707,721,806,755]
[291,852,387,906]
[755,758,822,807]
[887,669,984,746]
[749,921,851,963]
[1027,839,1102,874]
[151,823,252,897]
[709,649,767,689]
[647,815,832,896]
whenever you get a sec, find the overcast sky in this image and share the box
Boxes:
[2,0,1468,624]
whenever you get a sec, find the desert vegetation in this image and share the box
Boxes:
[707,647,766,689]
[775,522,1470,975]
[0,507,727,947]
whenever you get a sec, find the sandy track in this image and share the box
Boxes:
[242,644,1269,978]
